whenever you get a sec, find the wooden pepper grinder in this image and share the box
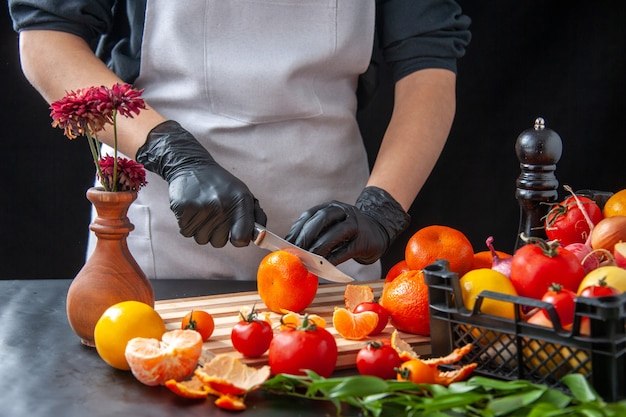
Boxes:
[514,117,563,250]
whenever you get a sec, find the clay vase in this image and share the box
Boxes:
[66,187,154,347]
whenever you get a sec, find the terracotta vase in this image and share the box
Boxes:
[66,187,154,347]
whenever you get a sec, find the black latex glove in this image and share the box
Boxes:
[136,120,266,247]
[285,186,410,265]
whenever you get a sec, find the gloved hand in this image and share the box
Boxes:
[285,186,410,265]
[136,120,266,247]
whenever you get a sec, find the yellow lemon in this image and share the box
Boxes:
[94,301,166,370]
[459,268,518,319]
[577,266,626,294]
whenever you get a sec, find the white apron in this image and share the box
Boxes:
[91,0,379,281]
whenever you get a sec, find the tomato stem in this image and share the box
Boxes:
[184,310,198,330]
[519,233,559,257]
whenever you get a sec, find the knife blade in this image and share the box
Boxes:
[252,223,354,283]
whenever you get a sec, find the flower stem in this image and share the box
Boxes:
[86,131,109,191]
[112,110,119,192]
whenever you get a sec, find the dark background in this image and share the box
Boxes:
[2,2,625,279]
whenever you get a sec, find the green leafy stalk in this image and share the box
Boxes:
[85,130,108,191]
[261,372,626,417]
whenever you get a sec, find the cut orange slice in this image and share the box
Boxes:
[332,307,378,340]
[344,284,375,312]
[125,329,203,386]
[280,311,327,330]
[195,354,271,396]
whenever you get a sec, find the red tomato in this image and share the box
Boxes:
[510,239,585,300]
[181,310,215,341]
[268,320,338,378]
[353,301,390,335]
[356,340,402,379]
[231,311,273,358]
[544,196,603,246]
[579,277,621,298]
[396,359,435,384]
[385,260,411,283]
[538,283,577,328]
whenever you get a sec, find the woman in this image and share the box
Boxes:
[9,0,471,280]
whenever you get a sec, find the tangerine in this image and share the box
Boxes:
[94,300,166,370]
[379,270,430,335]
[603,189,626,217]
[405,225,474,276]
[384,260,411,283]
[343,284,375,311]
[257,250,318,313]
[125,329,203,386]
[332,307,379,340]
[459,268,518,319]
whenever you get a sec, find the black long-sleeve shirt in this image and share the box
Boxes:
[9,0,471,86]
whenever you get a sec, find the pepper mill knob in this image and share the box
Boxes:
[514,117,563,250]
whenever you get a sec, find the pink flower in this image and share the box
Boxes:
[50,83,148,192]
[98,156,148,192]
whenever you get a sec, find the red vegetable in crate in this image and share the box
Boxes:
[356,339,402,380]
[544,195,603,246]
[510,235,585,300]
[268,314,338,378]
[579,277,621,298]
[537,283,577,328]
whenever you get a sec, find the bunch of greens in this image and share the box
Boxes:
[261,372,626,417]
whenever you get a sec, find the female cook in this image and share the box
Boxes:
[9,0,471,280]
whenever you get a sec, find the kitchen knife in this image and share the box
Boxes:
[252,223,354,283]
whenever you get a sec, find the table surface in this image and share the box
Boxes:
[0,279,359,417]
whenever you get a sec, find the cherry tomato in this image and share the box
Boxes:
[231,309,273,358]
[181,310,215,341]
[579,277,621,298]
[544,196,603,246]
[538,283,577,328]
[268,315,338,378]
[510,238,585,300]
[384,260,411,283]
[356,340,402,379]
[396,359,435,384]
[353,301,390,335]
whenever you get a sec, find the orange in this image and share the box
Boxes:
[332,307,379,340]
[94,300,166,370]
[379,270,430,335]
[405,225,474,276]
[603,189,626,217]
[257,250,318,313]
[125,329,203,386]
[384,259,411,283]
[459,268,518,319]
[343,284,374,311]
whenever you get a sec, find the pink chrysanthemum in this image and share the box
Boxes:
[98,156,148,192]
[49,83,148,192]
[50,87,114,139]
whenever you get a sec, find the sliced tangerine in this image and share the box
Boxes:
[343,284,375,312]
[332,307,378,340]
[125,329,203,386]
[195,354,271,396]
[164,375,213,399]
[280,311,327,330]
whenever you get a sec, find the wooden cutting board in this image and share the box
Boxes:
[155,280,431,370]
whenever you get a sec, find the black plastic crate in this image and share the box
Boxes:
[424,259,626,402]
